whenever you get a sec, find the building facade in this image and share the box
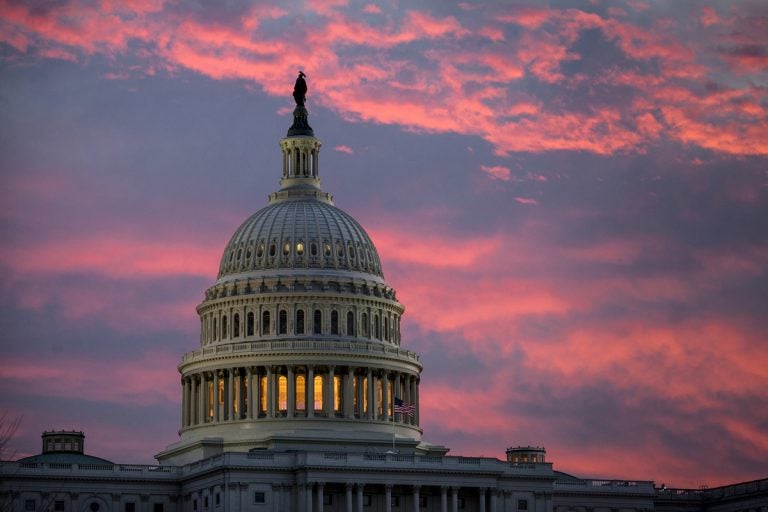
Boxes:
[2,90,766,512]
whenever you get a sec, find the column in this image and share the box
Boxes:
[356,373,365,418]
[412,485,420,512]
[345,483,353,512]
[213,371,221,422]
[198,375,205,424]
[344,367,354,418]
[200,372,208,423]
[441,486,448,512]
[247,367,255,420]
[392,372,401,423]
[307,366,315,418]
[287,366,296,418]
[385,485,392,512]
[306,483,313,512]
[182,377,189,428]
[414,377,420,426]
[227,369,235,420]
[189,375,197,425]
[238,370,246,419]
[503,491,512,512]
[382,373,390,421]
[266,366,274,418]
[367,369,375,420]
[405,375,412,425]
[325,366,334,416]
[316,483,324,512]
[479,489,487,512]
[489,491,497,512]
[451,487,459,512]
[356,484,364,512]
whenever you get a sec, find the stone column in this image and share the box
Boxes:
[287,366,296,418]
[392,372,401,423]
[356,484,364,512]
[441,486,448,512]
[479,489,487,512]
[412,485,420,512]
[344,367,354,418]
[212,371,220,422]
[356,373,365,418]
[345,483,353,512]
[503,491,512,512]
[189,375,197,425]
[316,483,324,512]
[247,367,255,420]
[325,366,335,416]
[182,377,189,428]
[451,487,459,512]
[414,377,420,426]
[489,491,497,512]
[307,366,315,418]
[266,366,274,418]
[200,372,208,422]
[367,370,375,420]
[238,370,246,419]
[382,373,390,421]
[306,483,313,512]
[227,369,235,420]
[385,485,392,512]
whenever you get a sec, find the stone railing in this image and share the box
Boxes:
[1,461,178,478]
[555,479,655,494]
[656,477,768,501]
[181,339,421,364]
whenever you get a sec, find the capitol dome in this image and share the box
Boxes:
[157,86,428,466]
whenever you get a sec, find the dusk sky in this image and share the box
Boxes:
[1,0,767,488]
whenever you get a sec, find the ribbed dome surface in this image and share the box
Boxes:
[218,198,383,279]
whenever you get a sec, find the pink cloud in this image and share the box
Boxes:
[513,197,538,205]
[480,165,511,181]
[334,144,354,154]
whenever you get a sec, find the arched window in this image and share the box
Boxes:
[262,311,270,335]
[362,313,369,337]
[346,311,355,336]
[222,315,228,339]
[313,309,322,335]
[247,312,254,336]
[384,316,389,341]
[278,375,287,413]
[374,315,380,339]
[279,310,288,335]
[233,313,240,338]
[296,375,306,411]
[314,375,324,410]
[296,309,305,335]
[213,317,218,341]
[331,311,339,335]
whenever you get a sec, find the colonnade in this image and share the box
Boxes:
[181,365,419,429]
[267,482,536,512]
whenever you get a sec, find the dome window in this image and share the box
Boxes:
[269,243,276,257]
[257,242,264,258]
[324,242,331,257]
[296,242,304,255]
[336,243,344,258]
[246,245,253,260]
[310,242,318,256]
[283,242,291,256]
[348,244,355,260]
[236,248,242,260]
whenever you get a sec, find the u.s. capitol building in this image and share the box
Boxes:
[1,78,765,512]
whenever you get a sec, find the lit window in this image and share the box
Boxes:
[278,376,287,412]
[257,242,264,258]
[260,376,267,413]
[218,380,224,404]
[296,375,306,410]
[324,242,331,257]
[334,375,343,412]
[296,242,304,255]
[283,242,290,256]
[314,375,324,410]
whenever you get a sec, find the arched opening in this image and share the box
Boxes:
[374,315,380,339]
[313,309,322,335]
[278,375,287,413]
[247,312,254,336]
[331,310,339,335]
[296,309,305,335]
[346,311,355,336]
[262,311,271,335]
[233,313,240,338]
[279,310,288,335]
[222,315,228,339]
[362,313,369,337]
[213,317,218,341]
[384,316,389,341]
[334,375,343,413]
[259,375,267,415]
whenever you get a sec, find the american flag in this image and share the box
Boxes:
[394,397,415,416]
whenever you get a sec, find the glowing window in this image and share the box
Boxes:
[296,375,306,410]
[259,375,267,413]
[314,375,324,410]
[363,376,368,413]
[334,375,342,412]
[278,375,287,411]
[208,381,214,418]
[257,242,264,258]
[218,380,224,404]
[296,242,304,255]
[324,242,331,257]
[283,242,290,256]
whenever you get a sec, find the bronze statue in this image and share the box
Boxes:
[293,71,307,106]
